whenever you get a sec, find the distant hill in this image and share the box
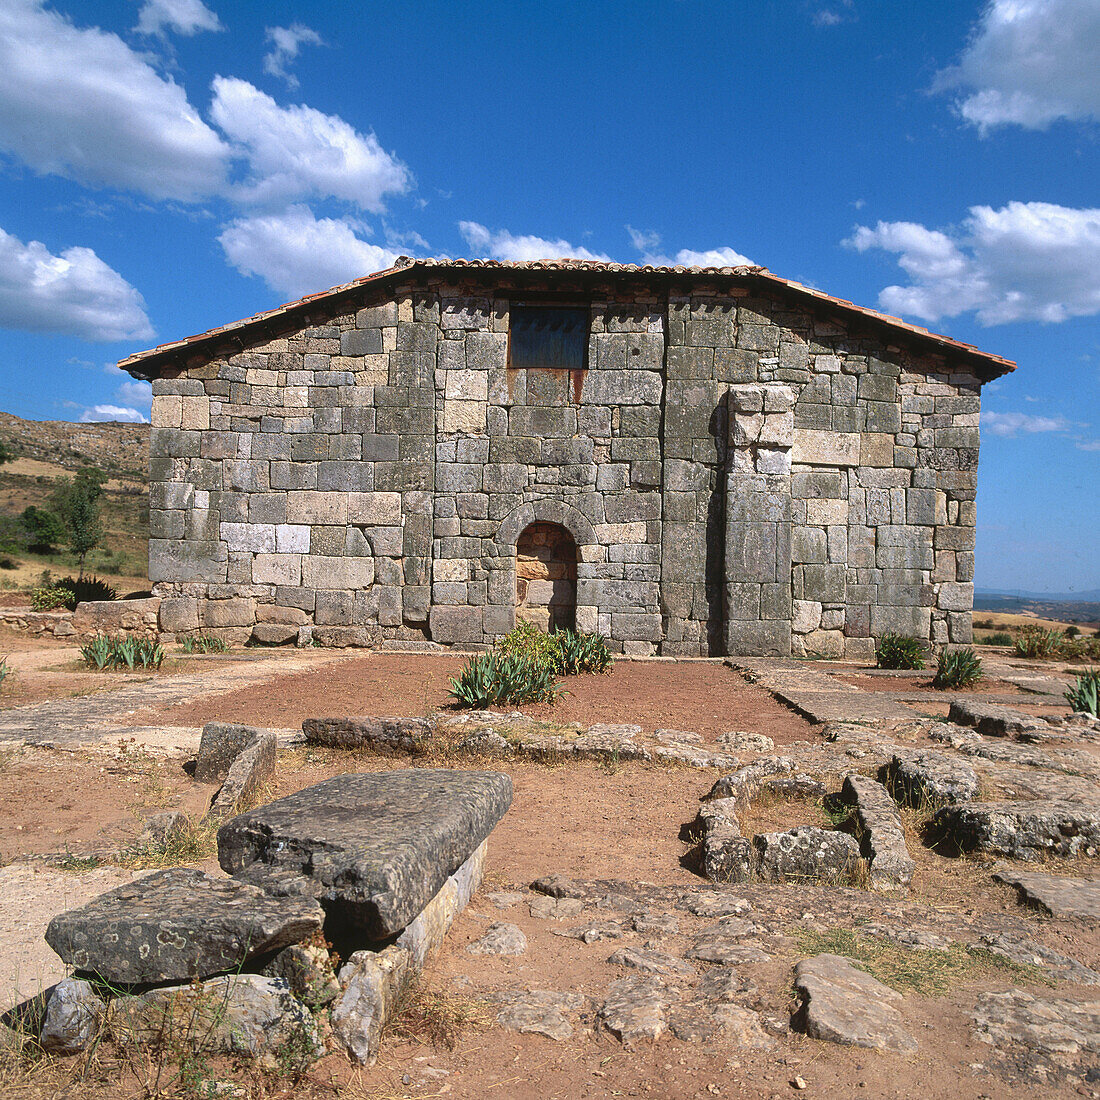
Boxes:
[0,411,149,481]
[974,589,1100,625]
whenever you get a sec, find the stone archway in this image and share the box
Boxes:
[515,522,577,632]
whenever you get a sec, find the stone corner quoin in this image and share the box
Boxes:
[129,262,1005,657]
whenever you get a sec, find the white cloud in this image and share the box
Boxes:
[845,202,1100,325]
[80,404,148,423]
[458,222,612,262]
[263,23,323,88]
[1077,439,1100,451]
[0,225,153,341]
[936,0,1100,132]
[0,0,230,201]
[981,410,1071,436]
[626,227,755,268]
[115,378,153,413]
[135,0,223,37]
[210,77,411,212]
[626,225,661,253]
[219,205,399,299]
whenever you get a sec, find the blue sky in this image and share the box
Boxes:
[0,0,1097,594]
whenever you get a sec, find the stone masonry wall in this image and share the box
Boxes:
[146,272,981,657]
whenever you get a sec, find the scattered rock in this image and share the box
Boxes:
[880,750,979,807]
[979,933,1100,986]
[599,974,675,1047]
[466,923,527,956]
[681,893,753,918]
[632,910,680,935]
[45,868,324,984]
[685,936,770,965]
[717,731,774,752]
[991,864,1100,920]
[842,773,915,890]
[669,1002,776,1047]
[607,947,696,978]
[655,728,703,744]
[137,810,188,849]
[705,757,798,804]
[111,974,322,1061]
[301,716,432,754]
[210,732,276,819]
[697,966,760,1004]
[529,895,584,920]
[331,946,411,1064]
[754,827,862,885]
[930,801,1100,860]
[457,730,513,756]
[39,978,105,1054]
[948,701,1047,740]
[219,769,513,938]
[555,921,625,944]
[792,953,917,1054]
[486,891,525,909]
[195,722,268,783]
[494,990,586,1041]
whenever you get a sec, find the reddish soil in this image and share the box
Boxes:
[834,671,1027,695]
[133,654,818,746]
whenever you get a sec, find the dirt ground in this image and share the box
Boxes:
[0,630,1098,1100]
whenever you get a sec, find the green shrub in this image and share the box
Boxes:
[932,647,983,690]
[0,656,9,689]
[1014,626,1061,660]
[556,628,613,674]
[180,634,232,654]
[496,620,565,672]
[875,633,926,670]
[448,651,562,708]
[1065,669,1100,718]
[30,575,117,612]
[1065,625,1080,638]
[495,621,613,676]
[0,557,15,570]
[976,631,1013,646]
[80,633,165,671]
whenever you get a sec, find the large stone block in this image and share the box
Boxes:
[219,770,512,938]
[286,491,349,525]
[150,539,227,583]
[791,430,860,466]
[428,604,484,643]
[302,556,375,589]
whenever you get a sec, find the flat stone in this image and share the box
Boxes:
[754,826,862,885]
[467,922,527,956]
[792,953,917,1054]
[881,750,979,806]
[669,1002,776,1047]
[487,891,525,909]
[529,895,584,920]
[495,989,585,1041]
[632,910,680,935]
[697,966,760,1004]
[991,864,1100,920]
[45,868,324,984]
[717,731,775,752]
[218,769,512,938]
[302,716,432,754]
[555,921,625,944]
[948,701,1048,740]
[972,989,1100,1081]
[685,936,770,965]
[842,773,915,890]
[681,893,753,918]
[607,947,697,978]
[39,978,105,1054]
[979,933,1100,986]
[111,973,322,1061]
[930,801,1100,860]
[599,974,675,1047]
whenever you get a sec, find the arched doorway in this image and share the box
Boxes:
[515,522,577,632]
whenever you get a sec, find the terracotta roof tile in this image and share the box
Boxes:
[119,257,1015,378]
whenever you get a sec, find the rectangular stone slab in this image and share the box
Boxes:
[217,769,513,938]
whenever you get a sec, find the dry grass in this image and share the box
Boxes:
[387,979,490,1052]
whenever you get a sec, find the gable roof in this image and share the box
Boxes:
[119,256,1015,380]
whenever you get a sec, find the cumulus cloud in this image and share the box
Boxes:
[135,0,223,37]
[219,205,399,299]
[936,0,1100,132]
[210,77,411,212]
[458,222,612,262]
[981,410,1071,436]
[0,226,153,341]
[0,0,230,202]
[844,201,1100,325]
[626,226,754,268]
[80,404,148,423]
[115,378,153,414]
[263,23,323,87]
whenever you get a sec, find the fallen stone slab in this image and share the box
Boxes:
[930,801,1100,860]
[979,933,1100,986]
[754,826,863,885]
[494,989,586,1041]
[111,973,322,1061]
[972,989,1100,1082]
[219,769,512,938]
[209,731,276,819]
[302,716,432,754]
[195,722,270,783]
[685,936,771,965]
[948,701,1048,740]
[880,750,979,807]
[45,868,324,984]
[39,978,105,1054]
[607,947,697,978]
[704,757,799,806]
[599,974,676,1047]
[792,953,917,1054]
[331,946,410,1064]
[697,966,761,1004]
[842,773,915,890]
[555,920,626,944]
[669,1002,776,1047]
[467,923,527,956]
[991,864,1100,920]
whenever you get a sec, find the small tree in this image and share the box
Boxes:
[0,437,13,465]
[52,468,107,576]
[21,506,66,553]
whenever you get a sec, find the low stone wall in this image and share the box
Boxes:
[0,598,161,640]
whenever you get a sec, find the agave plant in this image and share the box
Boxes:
[1065,669,1100,718]
[932,647,983,690]
[875,632,926,670]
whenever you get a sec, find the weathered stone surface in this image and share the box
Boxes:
[529,895,585,920]
[45,868,323,984]
[991,864,1100,920]
[842,773,915,889]
[210,732,276,819]
[792,953,917,1054]
[556,920,626,944]
[39,979,105,1054]
[111,974,322,1060]
[196,722,267,783]
[972,989,1100,1081]
[948,700,1047,740]
[218,770,512,937]
[495,989,586,1041]
[599,974,675,1047]
[669,1002,776,1047]
[881,749,979,806]
[302,715,432,754]
[931,801,1100,860]
[263,942,340,1006]
[717,730,775,752]
[331,946,411,1065]
[754,826,862,884]
[467,922,527,956]
[979,932,1100,986]
[607,946,696,978]
[685,935,770,965]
